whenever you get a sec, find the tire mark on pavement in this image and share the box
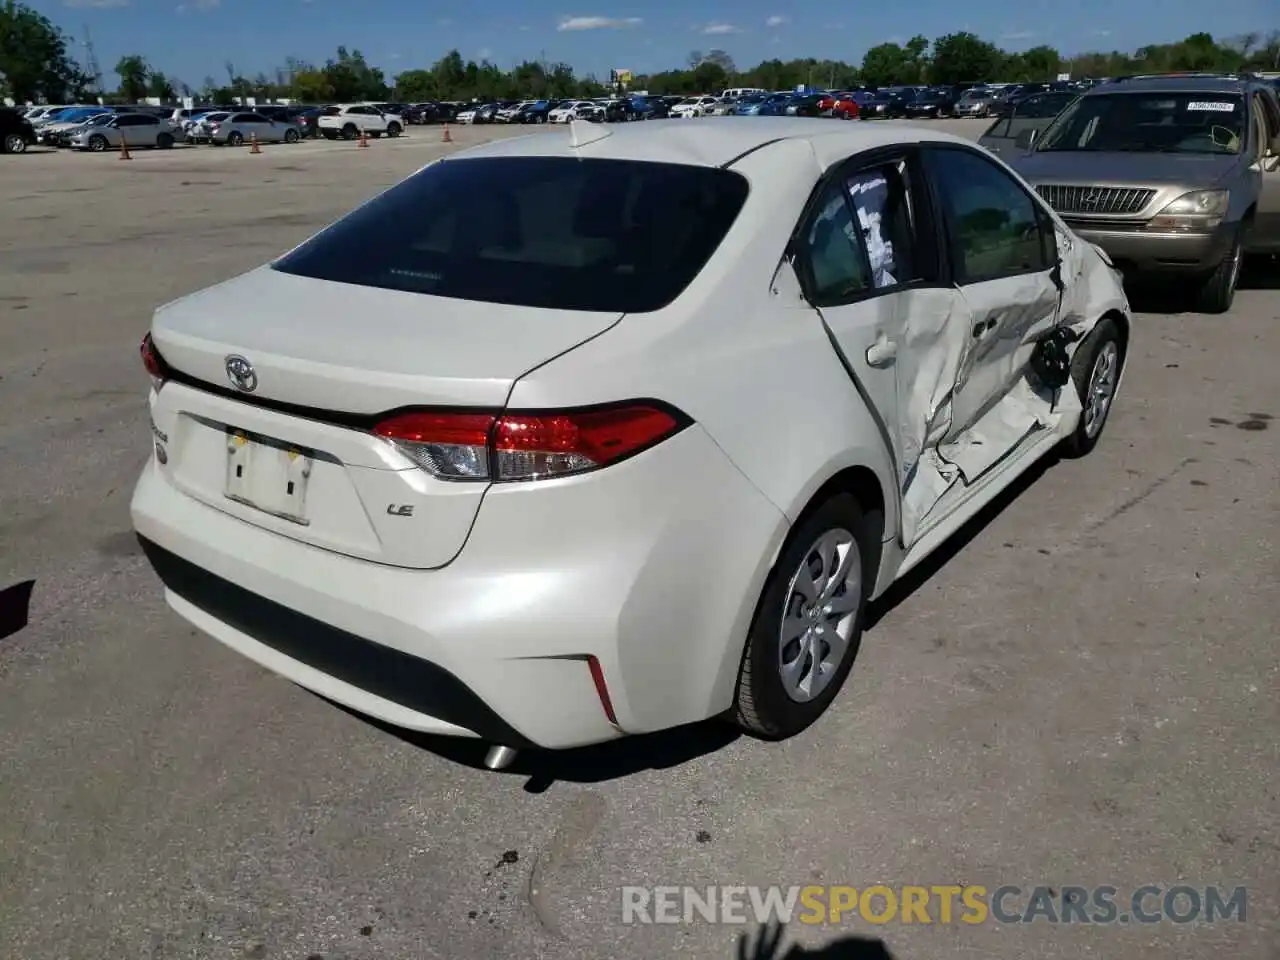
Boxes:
[526,791,608,939]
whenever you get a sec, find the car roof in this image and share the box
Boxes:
[446,116,978,169]
[1090,75,1253,95]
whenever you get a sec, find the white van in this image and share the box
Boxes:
[719,88,766,100]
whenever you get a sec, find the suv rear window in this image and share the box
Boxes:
[272,156,750,313]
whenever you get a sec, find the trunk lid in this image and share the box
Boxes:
[150,266,621,569]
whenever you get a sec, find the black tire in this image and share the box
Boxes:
[227,131,244,147]
[284,128,299,143]
[1059,317,1124,459]
[157,133,174,149]
[88,135,108,152]
[341,124,357,140]
[322,130,337,140]
[386,122,402,137]
[3,133,28,154]
[732,493,878,739]
[1194,228,1243,314]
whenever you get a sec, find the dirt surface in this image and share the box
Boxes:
[1,118,1278,960]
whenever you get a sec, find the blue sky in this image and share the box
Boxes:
[35,0,1273,89]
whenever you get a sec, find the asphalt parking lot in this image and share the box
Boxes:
[1,118,1277,960]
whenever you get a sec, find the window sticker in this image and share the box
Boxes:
[1187,101,1236,112]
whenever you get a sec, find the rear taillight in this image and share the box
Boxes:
[373,403,686,482]
[140,332,167,391]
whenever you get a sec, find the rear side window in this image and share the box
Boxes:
[273,156,750,313]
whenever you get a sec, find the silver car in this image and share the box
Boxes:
[66,112,178,152]
[954,90,996,117]
[1009,75,1280,313]
[208,111,301,146]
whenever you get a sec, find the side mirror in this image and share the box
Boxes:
[1015,128,1039,151]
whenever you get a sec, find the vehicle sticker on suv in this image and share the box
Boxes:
[1187,101,1236,112]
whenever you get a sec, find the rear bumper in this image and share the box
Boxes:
[131,424,787,750]
[1066,222,1235,273]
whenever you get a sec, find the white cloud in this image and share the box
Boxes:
[63,0,129,7]
[765,15,787,27]
[701,22,739,34]
[477,47,494,59]
[557,15,642,31]
[388,52,402,60]
[1001,30,1034,41]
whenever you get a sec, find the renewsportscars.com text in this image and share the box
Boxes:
[621,884,1247,925]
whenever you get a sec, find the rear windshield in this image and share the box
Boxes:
[272,156,750,313]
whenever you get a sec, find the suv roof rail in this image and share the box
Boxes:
[1108,71,1258,83]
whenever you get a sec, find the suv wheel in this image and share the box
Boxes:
[1195,228,1243,314]
[3,133,27,154]
[386,122,402,137]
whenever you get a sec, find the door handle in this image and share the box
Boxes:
[865,334,897,367]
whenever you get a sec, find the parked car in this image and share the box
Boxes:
[186,111,234,143]
[954,88,998,118]
[34,107,112,144]
[977,90,1080,158]
[66,112,177,151]
[29,105,98,129]
[1,107,38,154]
[132,117,1130,767]
[817,92,861,119]
[292,107,327,138]
[1009,74,1280,312]
[786,94,829,118]
[602,99,645,122]
[317,103,404,140]
[905,87,961,118]
[455,103,499,124]
[207,112,302,146]
[547,101,597,123]
[47,111,117,147]
[862,89,916,119]
[669,96,720,118]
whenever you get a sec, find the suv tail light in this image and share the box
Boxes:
[140,332,168,391]
[373,403,688,482]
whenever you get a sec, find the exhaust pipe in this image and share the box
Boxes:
[484,745,518,771]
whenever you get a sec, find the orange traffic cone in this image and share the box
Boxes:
[118,133,131,160]
[441,123,452,143]
[358,129,369,148]
[249,132,262,154]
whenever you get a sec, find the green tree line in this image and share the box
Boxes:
[1,0,1276,105]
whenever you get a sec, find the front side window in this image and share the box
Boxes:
[1036,91,1247,155]
[924,148,1049,284]
[274,157,749,314]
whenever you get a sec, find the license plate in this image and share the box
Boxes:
[224,429,313,525]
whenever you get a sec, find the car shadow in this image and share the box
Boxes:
[737,922,898,959]
[865,452,1055,630]
[1123,254,1279,313]
[329,451,1059,788]
[325,698,740,794]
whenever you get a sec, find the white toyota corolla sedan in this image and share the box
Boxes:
[131,118,1131,768]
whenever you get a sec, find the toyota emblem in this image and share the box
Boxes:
[225,355,258,393]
